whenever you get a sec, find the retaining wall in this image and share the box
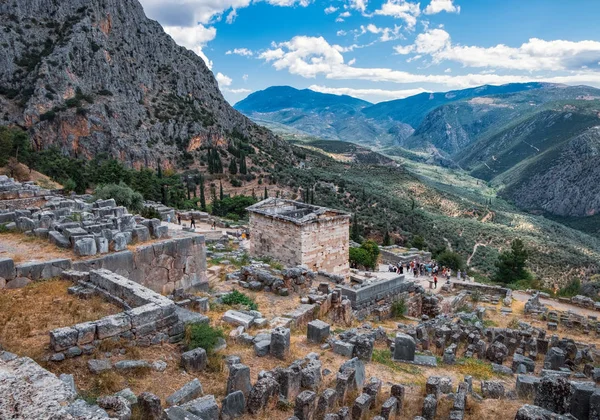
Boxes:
[0,235,208,294]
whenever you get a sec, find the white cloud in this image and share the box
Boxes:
[394,44,414,54]
[242,74,249,81]
[223,88,252,94]
[392,29,600,72]
[348,58,356,65]
[435,37,600,71]
[226,48,254,56]
[444,67,452,73]
[258,34,600,90]
[216,72,233,86]
[359,24,403,42]
[309,84,429,101]
[374,0,421,30]
[423,0,460,15]
[414,28,451,53]
[325,5,338,14]
[349,0,368,13]
[226,9,238,23]
[266,0,312,6]
[163,25,217,69]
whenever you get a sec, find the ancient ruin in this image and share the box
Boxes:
[247,198,350,276]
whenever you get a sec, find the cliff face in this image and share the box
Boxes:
[500,127,600,217]
[0,0,290,169]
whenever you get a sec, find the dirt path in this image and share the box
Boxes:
[467,242,487,267]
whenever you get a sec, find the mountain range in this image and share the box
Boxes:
[235,84,600,217]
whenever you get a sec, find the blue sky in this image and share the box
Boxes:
[139,0,600,104]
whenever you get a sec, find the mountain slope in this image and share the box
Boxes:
[361,83,549,128]
[234,86,414,147]
[0,0,292,169]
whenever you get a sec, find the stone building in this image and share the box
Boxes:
[247,198,350,276]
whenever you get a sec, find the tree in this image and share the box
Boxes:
[219,181,224,201]
[349,240,380,270]
[199,177,207,211]
[493,238,531,284]
[239,154,247,175]
[383,230,393,246]
[228,158,238,175]
[94,182,144,213]
[411,235,426,250]
[350,213,361,242]
[0,127,32,167]
[437,250,464,271]
[264,186,268,200]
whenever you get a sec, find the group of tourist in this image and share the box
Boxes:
[388,260,469,288]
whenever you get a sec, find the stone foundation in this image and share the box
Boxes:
[49,269,185,358]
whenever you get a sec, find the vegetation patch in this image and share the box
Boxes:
[185,322,224,354]
[221,290,258,311]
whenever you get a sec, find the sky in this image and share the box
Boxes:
[138,0,600,104]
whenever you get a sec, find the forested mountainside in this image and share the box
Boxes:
[236,83,600,217]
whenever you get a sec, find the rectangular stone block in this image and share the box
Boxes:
[96,313,132,339]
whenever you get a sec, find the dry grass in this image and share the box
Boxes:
[0,233,73,261]
[0,279,120,359]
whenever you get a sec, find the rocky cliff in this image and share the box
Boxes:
[0,0,292,169]
[499,126,600,217]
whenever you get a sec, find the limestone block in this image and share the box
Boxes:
[221,390,245,420]
[307,319,330,343]
[96,313,132,339]
[50,327,78,352]
[166,378,204,406]
[181,348,207,372]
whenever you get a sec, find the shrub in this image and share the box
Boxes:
[225,212,240,222]
[185,322,224,353]
[140,206,161,220]
[94,182,144,213]
[437,250,464,271]
[349,240,380,270]
[557,278,581,298]
[221,290,258,310]
[391,298,407,319]
[62,178,76,194]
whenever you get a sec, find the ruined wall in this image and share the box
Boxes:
[1,236,207,294]
[249,213,303,267]
[49,269,184,356]
[73,236,208,295]
[300,217,349,276]
[249,213,349,276]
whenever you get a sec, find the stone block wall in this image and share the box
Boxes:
[249,213,349,276]
[249,214,303,268]
[300,217,349,276]
[0,236,208,294]
[49,269,183,357]
[72,236,208,295]
[452,282,510,297]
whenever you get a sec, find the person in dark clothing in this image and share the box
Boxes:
[190,217,196,228]
[434,276,438,289]
[177,215,181,225]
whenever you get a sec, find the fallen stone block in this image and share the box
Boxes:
[181,348,207,372]
[166,378,204,406]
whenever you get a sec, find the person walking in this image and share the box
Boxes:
[190,216,196,229]
[166,214,171,224]
[434,275,438,289]
[177,215,181,225]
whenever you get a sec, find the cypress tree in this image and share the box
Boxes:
[239,154,247,175]
[264,186,268,199]
[219,181,224,200]
[252,188,257,200]
[228,158,238,175]
[199,177,206,211]
[310,189,314,205]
